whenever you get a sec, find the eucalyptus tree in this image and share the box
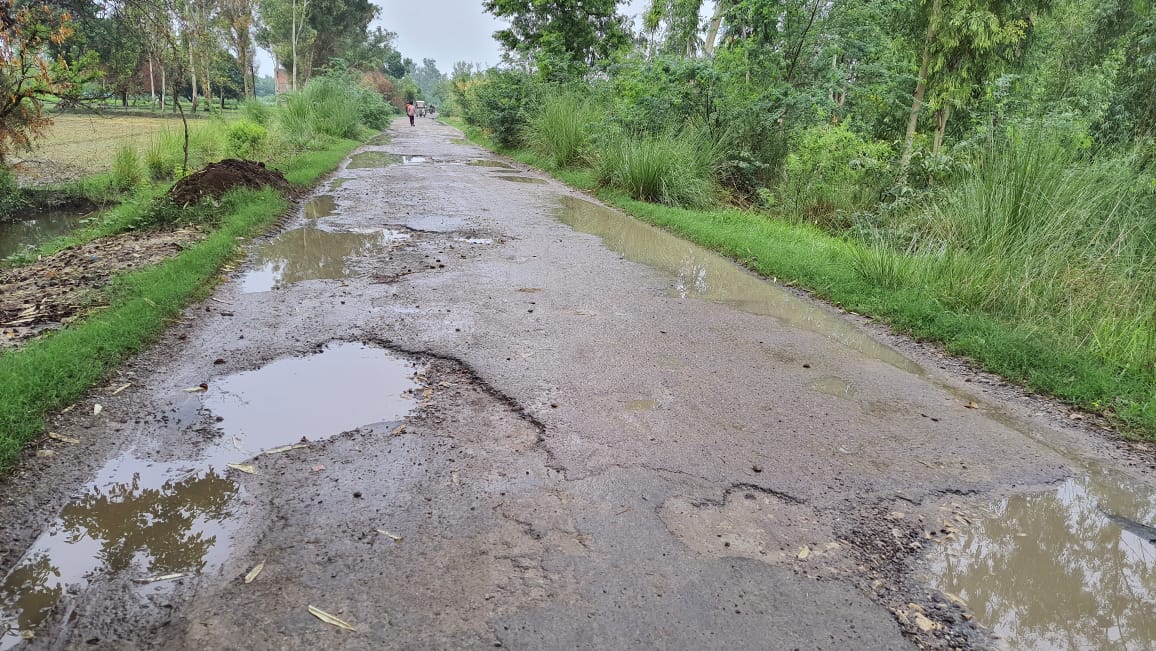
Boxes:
[483,0,631,80]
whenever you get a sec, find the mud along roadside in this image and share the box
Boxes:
[1,117,1154,650]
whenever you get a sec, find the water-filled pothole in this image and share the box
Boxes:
[303,194,336,219]
[397,215,468,233]
[403,155,431,164]
[468,160,513,169]
[811,376,855,398]
[203,342,419,452]
[241,226,408,293]
[554,197,921,374]
[346,151,401,169]
[924,467,1156,650]
[494,175,546,184]
[0,457,238,649]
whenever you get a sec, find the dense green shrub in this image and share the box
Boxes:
[227,120,268,159]
[778,122,893,227]
[455,69,538,148]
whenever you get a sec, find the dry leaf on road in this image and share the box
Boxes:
[227,463,257,475]
[308,605,356,631]
[244,561,265,584]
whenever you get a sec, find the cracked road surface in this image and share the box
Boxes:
[2,118,1154,650]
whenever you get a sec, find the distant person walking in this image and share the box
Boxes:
[406,102,415,127]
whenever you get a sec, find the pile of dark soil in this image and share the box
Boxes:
[168,159,293,206]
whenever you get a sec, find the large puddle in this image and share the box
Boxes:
[0,208,95,259]
[555,197,921,373]
[0,457,238,650]
[303,194,336,219]
[240,226,408,292]
[346,151,401,169]
[203,342,419,452]
[0,343,420,646]
[925,467,1156,650]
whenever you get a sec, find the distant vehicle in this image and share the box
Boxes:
[415,100,427,117]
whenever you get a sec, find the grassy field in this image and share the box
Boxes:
[14,114,221,185]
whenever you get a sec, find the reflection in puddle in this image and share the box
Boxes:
[926,469,1156,650]
[303,194,336,219]
[468,160,513,169]
[555,197,921,374]
[203,342,419,452]
[0,208,96,259]
[403,155,431,164]
[494,175,546,184]
[399,215,467,233]
[347,151,401,168]
[810,376,855,398]
[241,227,407,292]
[0,457,237,648]
[329,177,352,190]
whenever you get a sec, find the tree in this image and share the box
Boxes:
[218,0,257,98]
[0,1,91,163]
[483,0,631,79]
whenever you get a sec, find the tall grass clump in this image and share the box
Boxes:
[110,145,141,191]
[526,91,598,167]
[240,98,273,125]
[915,130,1156,377]
[595,125,720,207]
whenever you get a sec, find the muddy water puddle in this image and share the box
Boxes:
[924,467,1156,650]
[494,175,546,184]
[554,197,920,374]
[0,343,421,646]
[203,342,419,452]
[241,226,409,292]
[303,194,336,219]
[346,151,401,169]
[0,207,96,259]
[0,457,238,649]
[468,159,513,169]
[810,376,855,398]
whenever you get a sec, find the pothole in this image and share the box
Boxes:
[394,215,468,233]
[240,226,407,293]
[922,467,1156,650]
[468,160,513,169]
[0,457,239,649]
[203,342,420,453]
[555,197,922,375]
[810,376,855,399]
[346,152,401,169]
[494,175,546,184]
[303,194,336,219]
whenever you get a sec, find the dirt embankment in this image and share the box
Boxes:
[168,159,292,206]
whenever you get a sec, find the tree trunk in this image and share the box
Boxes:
[148,56,156,105]
[160,64,166,111]
[199,51,212,108]
[188,41,198,112]
[291,0,298,92]
[703,0,725,57]
[898,0,940,179]
[933,105,950,154]
[240,41,251,98]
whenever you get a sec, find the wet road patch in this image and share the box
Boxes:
[924,468,1156,650]
[0,457,238,648]
[346,152,401,169]
[203,342,419,452]
[302,194,336,219]
[402,155,431,164]
[241,227,408,293]
[554,197,921,374]
[494,175,546,184]
[468,160,513,169]
[328,177,352,190]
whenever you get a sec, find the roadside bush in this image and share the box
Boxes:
[458,69,538,148]
[111,145,142,192]
[525,90,598,167]
[227,120,268,159]
[595,125,720,207]
[240,99,273,126]
[355,86,392,130]
[778,122,892,228]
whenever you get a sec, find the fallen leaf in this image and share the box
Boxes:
[391,424,407,435]
[134,573,186,583]
[308,605,356,631]
[48,432,80,444]
[517,287,543,293]
[376,529,404,542]
[93,404,103,415]
[264,443,307,455]
[965,401,978,409]
[796,545,811,560]
[184,386,207,393]
[451,470,460,485]
[227,463,257,474]
[111,383,132,395]
[60,404,75,413]
[143,297,157,307]
[244,560,265,584]
[36,449,55,458]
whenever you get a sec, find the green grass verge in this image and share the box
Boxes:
[0,136,360,468]
[450,122,1156,439]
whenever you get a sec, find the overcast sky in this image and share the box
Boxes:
[257,0,653,77]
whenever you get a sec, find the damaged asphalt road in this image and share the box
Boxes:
[1,118,1155,650]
